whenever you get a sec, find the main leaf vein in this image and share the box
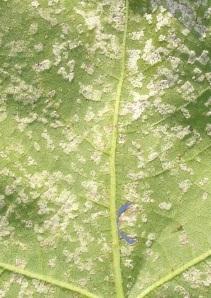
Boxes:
[109,0,129,297]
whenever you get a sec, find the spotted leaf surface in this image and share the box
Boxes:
[0,1,211,297]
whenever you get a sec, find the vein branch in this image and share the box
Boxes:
[137,250,211,298]
[0,262,98,298]
[109,1,129,297]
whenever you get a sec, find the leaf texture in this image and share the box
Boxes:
[0,0,211,297]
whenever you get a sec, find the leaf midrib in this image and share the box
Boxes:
[109,0,129,297]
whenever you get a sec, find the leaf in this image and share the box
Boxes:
[0,0,211,297]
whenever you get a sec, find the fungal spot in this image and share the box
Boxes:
[179,179,192,193]
[206,124,211,136]
[159,201,172,210]
[33,59,52,72]
[57,60,75,82]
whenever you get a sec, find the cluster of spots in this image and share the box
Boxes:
[145,259,211,297]
[0,0,127,296]
[0,0,210,297]
[151,0,210,37]
[183,263,211,289]
[117,1,211,296]
[0,272,81,298]
[0,274,53,297]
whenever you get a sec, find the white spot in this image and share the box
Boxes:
[129,31,144,40]
[79,84,102,101]
[197,50,209,65]
[142,39,161,65]
[121,92,149,120]
[29,23,38,35]
[179,231,189,246]
[159,201,172,210]
[144,13,152,24]
[31,0,39,8]
[34,43,43,52]
[156,12,171,31]
[127,49,141,73]
[33,59,51,72]
[179,180,192,193]
[205,124,211,136]
[58,60,75,82]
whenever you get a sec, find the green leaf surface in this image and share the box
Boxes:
[0,0,211,297]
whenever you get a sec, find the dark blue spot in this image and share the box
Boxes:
[117,202,137,245]
[119,231,137,245]
[118,202,132,217]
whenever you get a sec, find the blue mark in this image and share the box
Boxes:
[119,231,137,245]
[118,202,132,217]
[117,202,137,245]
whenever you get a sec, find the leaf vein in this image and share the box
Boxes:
[137,250,211,298]
[109,0,129,297]
[0,262,99,298]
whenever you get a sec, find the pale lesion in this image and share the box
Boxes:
[146,0,209,38]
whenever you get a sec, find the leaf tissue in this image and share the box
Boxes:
[0,0,211,297]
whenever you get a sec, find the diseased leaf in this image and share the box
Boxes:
[0,0,210,297]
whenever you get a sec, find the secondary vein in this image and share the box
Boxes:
[0,262,98,298]
[109,1,129,297]
[137,250,211,298]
